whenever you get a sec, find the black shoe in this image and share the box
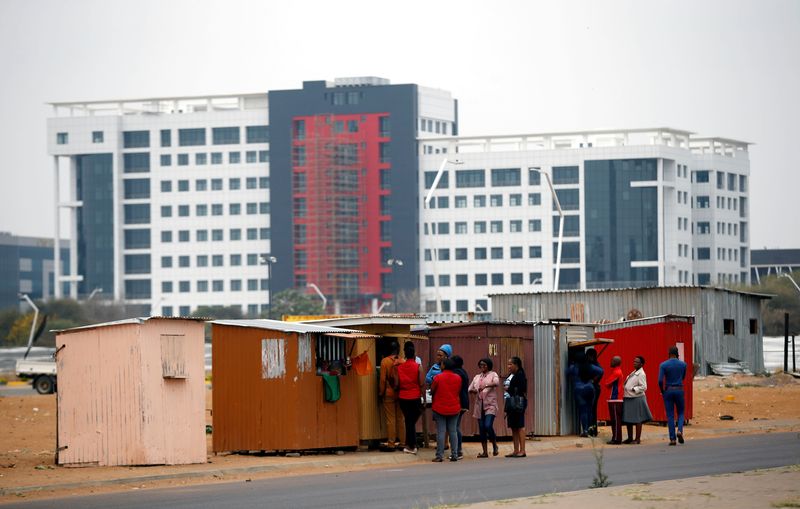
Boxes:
[677,432,684,444]
[622,438,633,444]
[669,440,677,446]
[449,456,458,462]
[432,457,443,462]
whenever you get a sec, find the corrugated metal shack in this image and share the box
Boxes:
[490,286,770,375]
[423,322,534,438]
[594,315,695,423]
[301,315,428,443]
[211,319,371,452]
[55,317,207,467]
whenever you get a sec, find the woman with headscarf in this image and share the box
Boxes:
[622,355,653,444]
[468,357,500,458]
[504,356,528,457]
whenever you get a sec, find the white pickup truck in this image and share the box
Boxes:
[16,357,57,394]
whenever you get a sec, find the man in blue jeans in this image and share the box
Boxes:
[658,346,687,446]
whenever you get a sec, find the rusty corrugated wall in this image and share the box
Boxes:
[56,319,206,466]
[212,323,360,452]
[491,287,767,375]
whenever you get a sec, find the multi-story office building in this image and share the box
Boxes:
[0,232,69,309]
[418,128,751,313]
[269,78,457,313]
[47,94,272,316]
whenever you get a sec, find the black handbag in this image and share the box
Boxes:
[505,394,525,413]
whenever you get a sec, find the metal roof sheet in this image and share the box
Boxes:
[211,318,361,334]
[53,316,208,334]
[488,285,773,300]
[301,315,428,327]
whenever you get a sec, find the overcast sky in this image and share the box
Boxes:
[1,0,797,249]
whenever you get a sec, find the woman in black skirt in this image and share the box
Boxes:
[503,356,527,457]
[622,355,652,444]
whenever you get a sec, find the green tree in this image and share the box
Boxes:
[0,307,22,346]
[6,313,35,346]
[264,289,324,319]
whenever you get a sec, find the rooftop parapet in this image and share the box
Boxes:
[47,93,268,118]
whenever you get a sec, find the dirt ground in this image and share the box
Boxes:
[1,373,799,504]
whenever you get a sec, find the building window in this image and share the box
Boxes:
[124,228,151,249]
[490,194,503,207]
[528,168,541,185]
[230,229,241,241]
[529,246,542,258]
[161,256,172,268]
[529,272,543,284]
[474,221,486,234]
[473,195,486,208]
[693,170,709,183]
[723,319,735,335]
[552,166,579,184]
[92,131,104,143]
[509,194,522,207]
[162,282,173,293]
[123,131,150,148]
[490,221,503,233]
[491,273,504,285]
[195,179,207,191]
[259,150,269,163]
[474,247,487,260]
[178,230,189,242]
[160,154,171,167]
[178,205,189,216]
[528,193,541,206]
[195,153,207,165]
[455,196,467,208]
[229,151,241,164]
[475,274,487,286]
[56,132,68,144]
[490,168,521,187]
[124,179,150,199]
[455,222,467,234]
[211,179,222,191]
[456,274,468,286]
[529,219,541,232]
[161,231,172,243]
[246,125,269,143]
[177,180,189,192]
[212,127,240,145]
[510,246,523,259]
[160,129,171,147]
[749,319,758,334]
[510,220,522,233]
[697,222,711,234]
[196,230,208,242]
[177,154,189,166]
[229,203,241,215]
[455,248,467,260]
[491,247,503,259]
[123,153,150,173]
[511,273,523,285]
[554,189,579,211]
[456,169,485,188]
[124,204,150,224]
[179,128,206,146]
[196,204,208,216]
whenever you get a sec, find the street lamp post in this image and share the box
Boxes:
[387,258,404,311]
[424,158,462,313]
[531,168,564,292]
[262,256,277,318]
[307,283,327,313]
[18,293,39,360]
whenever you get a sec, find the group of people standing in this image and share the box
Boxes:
[380,341,689,460]
[569,345,688,446]
[379,342,528,462]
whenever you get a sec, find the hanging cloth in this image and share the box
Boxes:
[322,374,341,402]
[351,350,373,376]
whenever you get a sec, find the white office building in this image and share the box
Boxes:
[418,128,751,313]
[47,94,272,316]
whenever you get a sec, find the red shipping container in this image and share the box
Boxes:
[592,315,694,423]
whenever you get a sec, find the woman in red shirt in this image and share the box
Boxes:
[397,341,424,455]
[431,358,462,462]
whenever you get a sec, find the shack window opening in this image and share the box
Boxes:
[723,319,735,335]
[316,335,347,376]
[160,334,187,378]
[749,319,758,335]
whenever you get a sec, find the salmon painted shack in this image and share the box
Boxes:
[211,319,374,452]
[54,317,207,467]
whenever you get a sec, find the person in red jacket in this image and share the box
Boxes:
[431,357,462,462]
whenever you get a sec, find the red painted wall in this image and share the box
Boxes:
[593,318,694,423]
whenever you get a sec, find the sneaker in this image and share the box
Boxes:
[432,457,443,462]
[403,447,418,455]
[457,453,464,460]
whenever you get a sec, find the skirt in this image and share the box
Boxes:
[622,396,652,424]
[505,397,527,429]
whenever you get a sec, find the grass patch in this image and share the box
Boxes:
[772,499,800,508]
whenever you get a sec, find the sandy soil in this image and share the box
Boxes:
[1,373,799,504]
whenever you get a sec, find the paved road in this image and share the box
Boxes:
[6,432,800,509]
[0,384,37,396]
